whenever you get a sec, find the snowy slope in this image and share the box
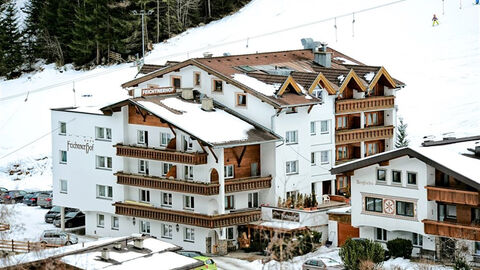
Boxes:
[0,0,479,179]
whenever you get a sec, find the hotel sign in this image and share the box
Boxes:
[67,140,94,154]
[141,87,175,96]
[272,209,300,222]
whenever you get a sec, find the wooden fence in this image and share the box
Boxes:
[0,223,10,232]
[0,240,60,253]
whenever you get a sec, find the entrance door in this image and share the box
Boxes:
[322,180,331,195]
[206,237,212,254]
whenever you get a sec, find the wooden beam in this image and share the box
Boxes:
[167,123,176,136]
[208,146,218,163]
[237,146,247,167]
[197,139,207,154]
[276,108,283,116]
[134,105,147,121]
[379,160,389,166]
[307,104,314,114]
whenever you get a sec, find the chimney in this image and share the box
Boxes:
[203,52,213,58]
[133,238,144,249]
[201,97,214,111]
[181,88,194,100]
[313,42,332,68]
[101,248,110,261]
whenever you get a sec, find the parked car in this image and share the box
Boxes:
[37,191,53,208]
[39,230,78,246]
[53,211,85,228]
[0,190,27,204]
[45,206,78,223]
[22,192,36,206]
[176,251,217,270]
[302,257,342,270]
[0,187,8,194]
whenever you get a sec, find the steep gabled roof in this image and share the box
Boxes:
[338,69,368,94]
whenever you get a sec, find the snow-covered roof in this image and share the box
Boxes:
[250,220,307,231]
[327,206,351,215]
[232,73,280,96]
[61,106,105,115]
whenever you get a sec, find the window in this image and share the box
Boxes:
[97,185,113,199]
[111,216,119,230]
[162,163,173,176]
[320,120,329,134]
[162,192,172,207]
[396,201,414,217]
[213,79,223,92]
[184,165,193,180]
[171,76,181,89]
[140,220,150,234]
[365,112,379,126]
[236,93,247,106]
[184,228,195,242]
[392,170,402,184]
[475,242,480,255]
[160,132,172,146]
[224,164,234,179]
[285,131,298,144]
[312,87,322,98]
[320,151,329,164]
[96,156,112,170]
[337,176,348,189]
[407,172,417,185]
[412,233,423,247]
[184,195,194,210]
[310,122,316,135]
[374,169,386,184]
[365,197,383,213]
[182,135,193,151]
[366,142,380,156]
[248,192,259,208]
[194,72,201,86]
[375,228,387,241]
[336,146,348,160]
[225,195,235,210]
[60,180,68,193]
[97,214,105,228]
[336,116,347,129]
[140,189,150,203]
[161,224,172,239]
[60,150,67,164]
[227,227,234,240]
[137,130,147,145]
[95,127,112,140]
[59,122,66,135]
[286,191,298,200]
[138,160,149,174]
[311,152,316,166]
[286,160,298,175]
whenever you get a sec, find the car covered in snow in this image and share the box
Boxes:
[302,257,342,270]
[39,230,78,246]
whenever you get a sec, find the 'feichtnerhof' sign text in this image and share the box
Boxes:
[67,141,94,154]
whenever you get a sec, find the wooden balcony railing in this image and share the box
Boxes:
[115,144,208,165]
[423,219,480,241]
[336,125,394,144]
[336,96,395,113]
[114,202,261,228]
[225,176,272,193]
[116,172,219,195]
[426,186,480,206]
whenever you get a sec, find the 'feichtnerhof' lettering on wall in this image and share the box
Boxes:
[67,140,94,154]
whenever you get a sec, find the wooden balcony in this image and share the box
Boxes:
[336,125,394,144]
[336,96,395,113]
[225,176,272,193]
[114,202,261,228]
[426,186,480,206]
[423,219,480,241]
[116,172,219,196]
[115,144,208,165]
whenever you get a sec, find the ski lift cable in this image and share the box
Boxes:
[0,0,408,103]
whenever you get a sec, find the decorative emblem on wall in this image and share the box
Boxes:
[383,199,395,214]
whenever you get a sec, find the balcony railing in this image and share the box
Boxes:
[423,219,480,241]
[336,96,395,113]
[426,186,480,206]
[115,144,208,165]
[114,202,261,228]
[225,176,272,193]
[116,172,219,195]
[336,125,394,144]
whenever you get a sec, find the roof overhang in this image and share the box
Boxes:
[308,72,337,95]
[368,66,397,90]
[338,69,367,94]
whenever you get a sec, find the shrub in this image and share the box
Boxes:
[386,238,413,259]
[311,231,322,243]
[340,239,385,270]
[454,256,471,270]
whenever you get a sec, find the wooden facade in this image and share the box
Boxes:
[423,219,480,241]
[335,96,395,114]
[224,145,261,179]
[115,144,208,165]
[426,186,480,206]
[225,176,272,193]
[114,202,261,228]
[335,125,394,144]
[128,105,170,127]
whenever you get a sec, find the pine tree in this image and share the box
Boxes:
[69,0,95,65]
[395,117,410,148]
[22,0,45,69]
[0,0,23,78]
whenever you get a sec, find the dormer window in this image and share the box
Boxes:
[213,79,223,92]
[312,87,322,99]
[236,93,247,107]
